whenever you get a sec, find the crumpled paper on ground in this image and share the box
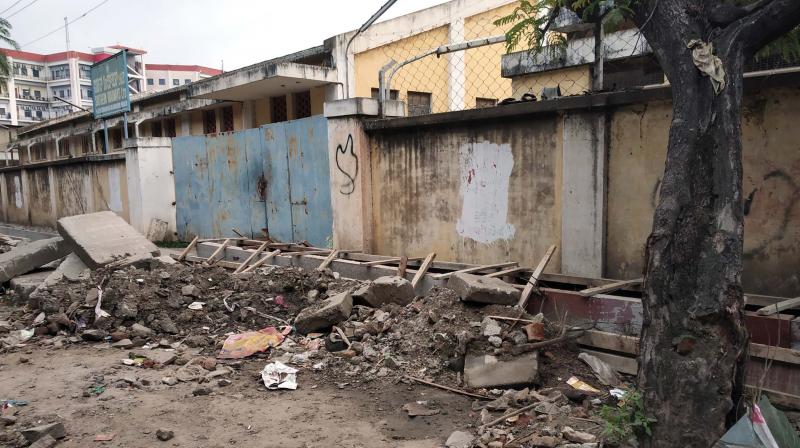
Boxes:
[578,352,622,387]
[261,361,298,390]
[687,39,726,93]
[217,326,290,359]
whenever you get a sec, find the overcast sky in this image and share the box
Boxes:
[2,0,447,70]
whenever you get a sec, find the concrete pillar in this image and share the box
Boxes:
[448,16,466,112]
[47,166,58,224]
[125,137,177,241]
[180,113,191,136]
[242,100,257,129]
[561,111,606,277]
[323,98,381,252]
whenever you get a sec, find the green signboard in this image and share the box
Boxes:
[91,50,130,119]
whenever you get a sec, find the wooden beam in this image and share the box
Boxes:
[177,254,242,270]
[397,256,408,277]
[433,262,518,280]
[486,267,526,278]
[205,238,231,264]
[757,297,800,316]
[577,330,640,355]
[241,250,281,274]
[361,256,423,267]
[177,236,199,262]
[411,253,436,288]
[579,278,643,298]
[517,245,557,309]
[233,241,269,274]
[282,249,332,256]
[317,250,340,271]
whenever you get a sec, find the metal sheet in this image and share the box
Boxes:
[262,123,293,243]
[173,135,212,239]
[284,116,333,247]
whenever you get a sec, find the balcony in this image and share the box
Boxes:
[13,73,48,82]
[16,94,48,102]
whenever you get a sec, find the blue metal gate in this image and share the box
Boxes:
[173,116,332,246]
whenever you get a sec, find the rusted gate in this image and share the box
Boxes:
[172,116,333,246]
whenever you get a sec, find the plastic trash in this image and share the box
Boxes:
[566,376,601,394]
[187,302,205,310]
[218,326,290,359]
[578,352,622,386]
[261,361,298,390]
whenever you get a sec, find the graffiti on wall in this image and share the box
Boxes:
[456,141,516,244]
[334,134,358,195]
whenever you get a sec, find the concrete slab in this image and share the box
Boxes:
[294,291,353,334]
[447,272,520,305]
[10,271,51,301]
[360,276,415,307]
[57,212,160,269]
[0,237,71,283]
[463,352,539,389]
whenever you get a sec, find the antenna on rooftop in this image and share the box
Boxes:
[64,17,70,51]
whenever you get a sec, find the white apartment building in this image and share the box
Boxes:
[145,64,221,92]
[0,45,218,127]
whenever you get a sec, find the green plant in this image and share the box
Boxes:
[600,390,656,445]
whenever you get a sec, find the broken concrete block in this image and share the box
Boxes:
[181,284,201,298]
[481,317,502,337]
[57,211,160,269]
[80,329,108,341]
[562,427,597,444]
[0,237,71,283]
[28,435,58,448]
[359,276,415,307]
[447,272,520,305]
[445,431,474,448]
[21,422,66,443]
[131,323,154,338]
[10,270,51,301]
[463,352,539,389]
[294,291,353,334]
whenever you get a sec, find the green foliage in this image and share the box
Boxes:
[0,18,19,81]
[493,0,564,53]
[600,390,657,445]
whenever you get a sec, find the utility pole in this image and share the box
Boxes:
[64,17,70,51]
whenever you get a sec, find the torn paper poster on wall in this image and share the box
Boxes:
[456,141,516,244]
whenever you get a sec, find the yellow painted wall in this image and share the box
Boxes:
[511,65,592,98]
[464,4,516,106]
[311,86,326,116]
[190,110,204,135]
[255,98,270,126]
[232,103,244,131]
[355,26,451,114]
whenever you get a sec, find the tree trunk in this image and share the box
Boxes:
[637,32,749,448]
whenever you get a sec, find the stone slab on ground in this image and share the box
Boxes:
[28,435,58,448]
[294,291,353,334]
[0,237,71,283]
[463,352,539,389]
[57,211,160,269]
[359,276,415,307]
[10,270,51,301]
[21,422,66,443]
[447,272,520,305]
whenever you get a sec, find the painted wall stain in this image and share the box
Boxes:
[456,141,515,244]
[108,166,123,213]
[13,175,22,209]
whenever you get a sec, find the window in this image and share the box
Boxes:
[370,88,399,100]
[475,97,497,109]
[79,65,91,79]
[184,79,191,84]
[34,90,40,99]
[270,95,287,123]
[50,64,69,80]
[165,118,176,138]
[32,68,39,78]
[59,139,70,157]
[407,91,432,116]
[23,108,31,118]
[20,65,27,76]
[159,78,166,85]
[221,106,234,132]
[151,120,163,137]
[35,110,42,118]
[203,109,216,134]
[147,78,154,86]
[293,90,311,119]
[22,89,30,98]
[172,79,179,86]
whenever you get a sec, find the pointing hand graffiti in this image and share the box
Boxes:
[335,134,358,195]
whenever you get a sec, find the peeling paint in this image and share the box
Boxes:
[456,141,515,244]
[13,175,22,209]
[107,165,123,213]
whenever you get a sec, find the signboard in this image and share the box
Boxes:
[90,50,130,119]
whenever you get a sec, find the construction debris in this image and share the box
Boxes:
[358,276,415,307]
[0,237,70,283]
[294,290,353,334]
[448,272,520,305]
[463,352,540,389]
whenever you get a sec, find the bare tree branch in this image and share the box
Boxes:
[727,0,800,57]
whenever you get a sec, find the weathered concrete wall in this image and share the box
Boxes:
[368,114,563,270]
[0,155,129,229]
[606,87,800,296]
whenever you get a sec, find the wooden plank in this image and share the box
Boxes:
[178,254,242,270]
[433,262,518,280]
[486,267,525,278]
[206,238,231,264]
[177,236,199,262]
[757,297,800,316]
[232,228,247,238]
[577,330,639,355]
[579,278,643,298]
[362,256,423,267]
[747,386,800,410]
[282,249,332,256]
[397,256,408,277]
[241,249,281,273]
[411,253,436,288]
[317,250,340,271]
[233,241,269,274]
[517,245,557,309]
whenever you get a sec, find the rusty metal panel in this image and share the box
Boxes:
[262,123,293,243]
[284,116,333,247]
[173,134,212,239]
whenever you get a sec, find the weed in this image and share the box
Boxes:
[600,390,657,446]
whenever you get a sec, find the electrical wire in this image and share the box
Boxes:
[5,0,38,19]
[20,0,110,49]
[0,0,24,16]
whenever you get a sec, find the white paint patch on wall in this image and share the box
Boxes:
[456,141,515,244]
[13,175,22,209]
[107,166,123,213]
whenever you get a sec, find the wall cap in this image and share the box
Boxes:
[324,98,380,118]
